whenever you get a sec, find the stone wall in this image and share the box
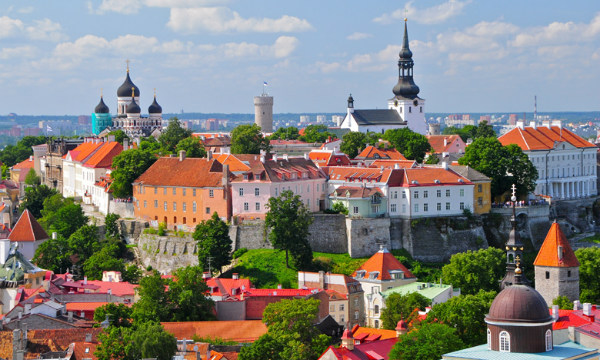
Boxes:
[109,200,135,219]
[137,234,199,274]
[346,217,390,258]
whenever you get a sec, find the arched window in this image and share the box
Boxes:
[374,320,379,328]
[545,329,552,351]
[499,331,510,352]
[487,329,491,350]
[374,305,379,314]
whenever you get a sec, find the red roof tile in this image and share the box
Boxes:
[161,320,267,343]
[331,186,383,199]
[352,247,415,281]
[552,309,593,330]
[66,302,110,312]
[83,142,123,168]
[206,277,252,299]
[401,167,472,187]
[498,126,596,151]
[426,135,465,153]
[9,209,49,242]
[12,157,35,170]
[134,157,226,187]
[319,338,397,360]
[533,222,579,267]
[243,288,318,297]
[356,146,406,161]
[309,151,352,167]
[67,142,104,163]
[370,160,417,169]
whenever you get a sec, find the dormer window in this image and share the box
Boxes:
[243,174,249,180]
[390,271,404,279]
[356,270,366,279]
[369,272,379,280]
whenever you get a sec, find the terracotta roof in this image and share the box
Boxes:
[309,151,352,167]
[83,141,123,168]
[9,209,49,242]
[370,160,417,169]
[243,288,318,297]
[324,166,394,184]
[213,153,251,172]
[552,309,595,330]
[448,165,490,182]
[498,126,596,151]
[352,247,415,281]
[161,320,267,343]
[207,277,252,299]
[60,279,137,297]
[221,155,325,183]
[331,186,383,199]
[320,338,397,360]
[426,135,464,153]
[401,167,472,187]
[67,142,104,163]
[72,341,99,360]
[66,302,109,312]
[0,328,102,360]
[134,157,226,187]
[534,222,579,267]
[355,146,406,161]
[12,157,35,170]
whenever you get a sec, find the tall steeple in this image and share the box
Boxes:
[392,19,420,100]
[500,184,529,289]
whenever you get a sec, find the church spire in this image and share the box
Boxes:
[500,184,530,289]
[392,19,420,99]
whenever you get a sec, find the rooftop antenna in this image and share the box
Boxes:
[534,95,537,122]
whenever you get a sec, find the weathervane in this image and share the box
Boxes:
[126,59,130,73]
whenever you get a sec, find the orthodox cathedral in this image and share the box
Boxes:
[91,64,163,138]
[340,19,427,135]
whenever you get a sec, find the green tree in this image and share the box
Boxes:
[33,234,71,273]
[239,298,330,360]
[340,132,368,158]
[19,185,58,218]
[424,290,496,346]
[475,120,495,138]
[424,155,439,164]
[95,326,131,360]
[193,212,232,274]
[231,124,271,154]
[83,243,125,280]
[442,247,505,295]
[383,128,431,162]
[504,143,538,196]
[93,303,133,328]
[24,168,41,186]
[299,125,333,143]
[159,117,193,153]
[105,213,121,240]
[388,322,464,360]
[0,135,47,167]
[175,136,206,158]
[111,148,157,198]
[265,190,313,269]
[132,272,171,323]
[95,322,176,360]
[553,295,573,310]
[270,127,300,140]
[381,292,430,330]
[51,203,88,239]
[108,130,130,145]
[122,264,142,284]
[67,225,101,265]
[575,247,600,303]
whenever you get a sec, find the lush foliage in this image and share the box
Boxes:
[265,190,314,269]
[383,128,431,162]
[388,322,464,360]
[458,137,537,198]
[553,295,574,310]
[231,124,271,154]
[175,136,206,158]
[108,130,130,145]
[95,322,176,360]
[0,135,47,167]
[269,127,299,140]
[330,202,349,215]
[442,247,505,295]
[110,147,157,198]
[238,298,330,360]
[94,303,133,328]
[442,121,495,142]
[19,184,58,219]
[299,124,333,143]
[193,212,232,274]
[381,292,430,330]
[575,247,600,303]
[159,117,193,153]
[24,168,41,186]
[105,213,121,240]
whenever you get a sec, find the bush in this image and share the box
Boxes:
[232,247,248,259]
[144,228,157,235]
[158,222,167,236]
[331,202,349,215]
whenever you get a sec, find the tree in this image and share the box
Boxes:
[111,148,157,198]
[575,247,600,303]
[383,128,431,162]
[175,136,206,158]
[553,295,573,310]
[19,185,58,218]
[238,298,330,360]
[475,120,495,138]
[231,124,271,154]
[424,290,496,346]
[0,135,47,167]
[24,168,40,186]
[299,125,333,143]
[51,203,88,239]
[105,213,121,240]
[131,272,171,323]
[95,326,131,360]
[83,243,125,280]
[388,322,464,360]
[108,130,130,145]
[95,322,176,360]
[381,292,430,330]
[67,225,101,265]
[270,127,300,140]
[504,143,538,196]
[442,247,505,295]
[33,234,71,273]
[265,190,313,269]
[122,264,142,284]
[193,212,232,274]
[340,132,368,158]
[159,117,193,153]
[93,303,133,328]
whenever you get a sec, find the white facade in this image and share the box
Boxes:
[388,97,427,135]
[388,184,474,218]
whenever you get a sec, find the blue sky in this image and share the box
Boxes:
[1,0,599,115]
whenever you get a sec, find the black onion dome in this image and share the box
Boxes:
[94,96,109,114]
[117,72,140,98]
[392,79,420,99]
[399,21,413,60]
[392,20,420,99]
[486,285,551,323]
[126,98,141,114]
[148,96,162,114]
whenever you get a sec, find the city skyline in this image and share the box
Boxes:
[0,0,599,115]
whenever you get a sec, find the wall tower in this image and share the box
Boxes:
[254,84,273,133]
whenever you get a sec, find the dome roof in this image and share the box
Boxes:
[392,78,420,99]
[117,72,140,98]
[148,96,162,114]
[126,98,141,114]
[94,96,109,114]
[486,284,551,324]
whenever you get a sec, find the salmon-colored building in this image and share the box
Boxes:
[132,152,231,229]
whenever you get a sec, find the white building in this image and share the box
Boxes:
[499,120,597,199]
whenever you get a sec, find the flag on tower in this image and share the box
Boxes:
[263,81,268,86]
[46,125,53,132]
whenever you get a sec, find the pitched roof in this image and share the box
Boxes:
[161,320,267,343]
[331,186,383,199]
[66,302,110,312]
[324,166,395,184]
[12,157,35,170]
[352,109,406,126]
[9,209,49,242]
[213,153,251,172]
[66,141,104,163]
[353,247,415,281]
[308,150,352,167]
[320,338,397,360]
[426,135,464,153]
[533,222,579,267]
[402,167,472,187]
[242,288,319,297]
[221,155,326,183]
[352,327,398,340]
[356,146,406,161]
[448,165,491,182]
[207,277,252,299]
[370,160,417,169]
[0,328,102,360]
[134,157,226,187]
[82,141,123,168]
[498,125,596,151]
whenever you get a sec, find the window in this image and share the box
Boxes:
[546,271,550,279]
[244,202,249,211]
[487,329,491,350]
[446,202,450,210]
[402,204,406,213]
[239,188,244,196]
[460,202,464,210]
[275,188,278,196]
[420,106,422,113]
[374,320,379,328]
[393,191,398,199]
[330,305,335,312]
[183,202,187,212]
[339,304,345,311]
[478,184,482,192]
[206,207,210,214]
[391,204,397,212]
[424,190,428,198]
[154,200,158,208]
[437,190,441,197]
[163,187,167,195]
[545,330,552,351]
[499,331,510,352]
[354,298,359,306]
[478,197,483,206]
[353,206,359,214]
[355,311,359,320]
[409,106,412,113]
[446,189,451,197]
[255,188,260,196]
[173,187,176,195]
[255,202,260,211]
[209,189,214,198]
[460,189,465,197]
[340,316,345,323]
[173,202,177,211]
[424,203,429,212]
[193,189,197,196]
[414,191,419,199]
[182,188,186,196]
[414,204,419,212]
[143,200,147,208]
[437,203,441,211]
[154,187,157,194]
[163,201,167,211]
[568,270,571,277]
[193,201,197,212]
[374,305,379,314]
[400,191,406,199]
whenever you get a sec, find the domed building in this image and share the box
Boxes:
[91,63,163,138]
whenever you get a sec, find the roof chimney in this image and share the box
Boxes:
[83,276,87,285]
[179,150,186,162]
[277,284,282,289]
[552,305,559,321]
[68,311,73,323]
[574,300,581,310]
[85,333,92,343]
[202,272,211,280]
[583,303,592,316]
[283,154,288,161]
[396,319,408,337]
[273,154,278,162]
[232,273,239,280]
[318,270,325,290]
[394,163,399,170]
[260,155,266,163]
[341,329,354,350]
[443,138,448,147]
[442,161,448,170]
[123,138,129,150]
[304,153,309,160]
[529,121,537,129]
[516,120,525,130]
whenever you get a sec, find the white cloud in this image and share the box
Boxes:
[374,0,470,25]
[0,46,37,60]
[95,0,144,15]
[220,36,298,58]
[167,7,312,33]
[17,7,34,14]
[26,19,67,42]
[347,32,372,41]
[92,0,229,14]
[0,16,24,38]
[512,13,600,47]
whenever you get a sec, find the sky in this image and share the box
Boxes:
[0,0,599,115]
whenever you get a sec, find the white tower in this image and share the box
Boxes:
[254,84,273,133]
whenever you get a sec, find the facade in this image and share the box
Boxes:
[254,92,273,133]
[340,20,426,135]
[8,209,49,261]
[10,156,35,196]
[448,165,492,215]
[133,153,231,229]
[534,222,580,305]
[330,186,387,218]
[40,138,83,192]
[426,134,466,154]
[498,121,597,199]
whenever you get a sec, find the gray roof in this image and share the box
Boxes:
[352,109,406,126]
[449,165,490,182]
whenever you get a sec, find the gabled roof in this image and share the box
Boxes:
[161,320,267,343]
[352,109,406,126]
[426,134,465,153]
[12,157,35,171]
[82,141,123,168]
[498,125,596,151]
[370,160,417,169]
[356,146,406,161]
[331,186,383,199]
[9,209,49,242]
[448,165,491,182]
[324,166,395,184]
[213,153,251,172]
[134,158,226,187]
[402,167,472,187]
[320,338,397,360]
[221,155,326,183]
[308,150,352,167]
[534,222,579,267]
[352,247,415,281]
[66,141,104,163]
[207,277,252,299]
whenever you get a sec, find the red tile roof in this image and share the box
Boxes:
[498,126,596,150]
[12,157,35,170]
[66,302,110,312]
[533,222,579,267]
[370,160,417,169]
[219,154,325,183]
[319,338,397,360]
[0,328,102,360]
[552,309,594,330]
[352,247,415,281]
[83,142,123,168]
[161,320,267,343]
[60,279,137,297]
[67,142,104,163]
[324,166,395,184]
[426,135,465,153]
[242,288,319,297]
[134,157,226,187]
[356,146,406,161]
[213,153,251,172]
[331,186,383,199]
[400,167,472,187]
[9,209,49,242]
[206,277,252,299]
[309,151,352,167]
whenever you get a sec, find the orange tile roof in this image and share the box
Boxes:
[352,326,397,340]
[370,160,417,169]
[356,146,406,160]
[426,135,464,153]
[66,302,109,312]
[498,126,596,150]
[214,154,251,172]
[0,328,102,360]
[331,186,383,199]
[12,157,35,170]
[161,320,267,343]
[402,167,471,187]
[552,309,594,330]
[533,222,579,267]
[134,158,226,187]
[308,151,351,167]
[67,141,104,163]
[9,209,49,242]
[83,142,123,168]
[352,247,415,281]
[324,166,394,183]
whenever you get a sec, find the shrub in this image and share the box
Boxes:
[158,222,167,236]
[232,247,248,259]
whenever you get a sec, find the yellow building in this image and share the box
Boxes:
[450,165,491,215]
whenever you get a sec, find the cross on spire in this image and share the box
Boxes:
[126,59,130,73]
[511,184,517,198]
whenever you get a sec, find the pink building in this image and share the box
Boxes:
[426,134,466,154]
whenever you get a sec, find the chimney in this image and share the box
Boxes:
[551,119,562,129]
[277,284,282,289]
[341,329,354,350]
[552,305,559,321]
[394,163,399,170]
[583,303,592,316]
[29,155,33,161]
[574,300,581,310]
[108,134,116,142]
[318,271,325,289]
[24,304,31,315]
[52,232,57,240]
[207,150,213,159]
[443,138,448,147]
[179,150,186,162]
[529,121,537,129]
[84,276,87,285]
[304,153,309,160]
[222,164,230,187]
[123,138,129,150]
[516,120,525,130]
[283,154,288,161]
[396,319,408,337]
[68,311,73,323]
[558,246,563,261]
[442,161,448,170]
[273,154,278,162]
[232,273,239,280]
[260,155,266,163]
[18,312,22,320]
[202,272,211,280]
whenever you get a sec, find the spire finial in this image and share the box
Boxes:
[100,88,103,98]
[126,59,130,73]
[154,88,156,98]
[131,87,135,98]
